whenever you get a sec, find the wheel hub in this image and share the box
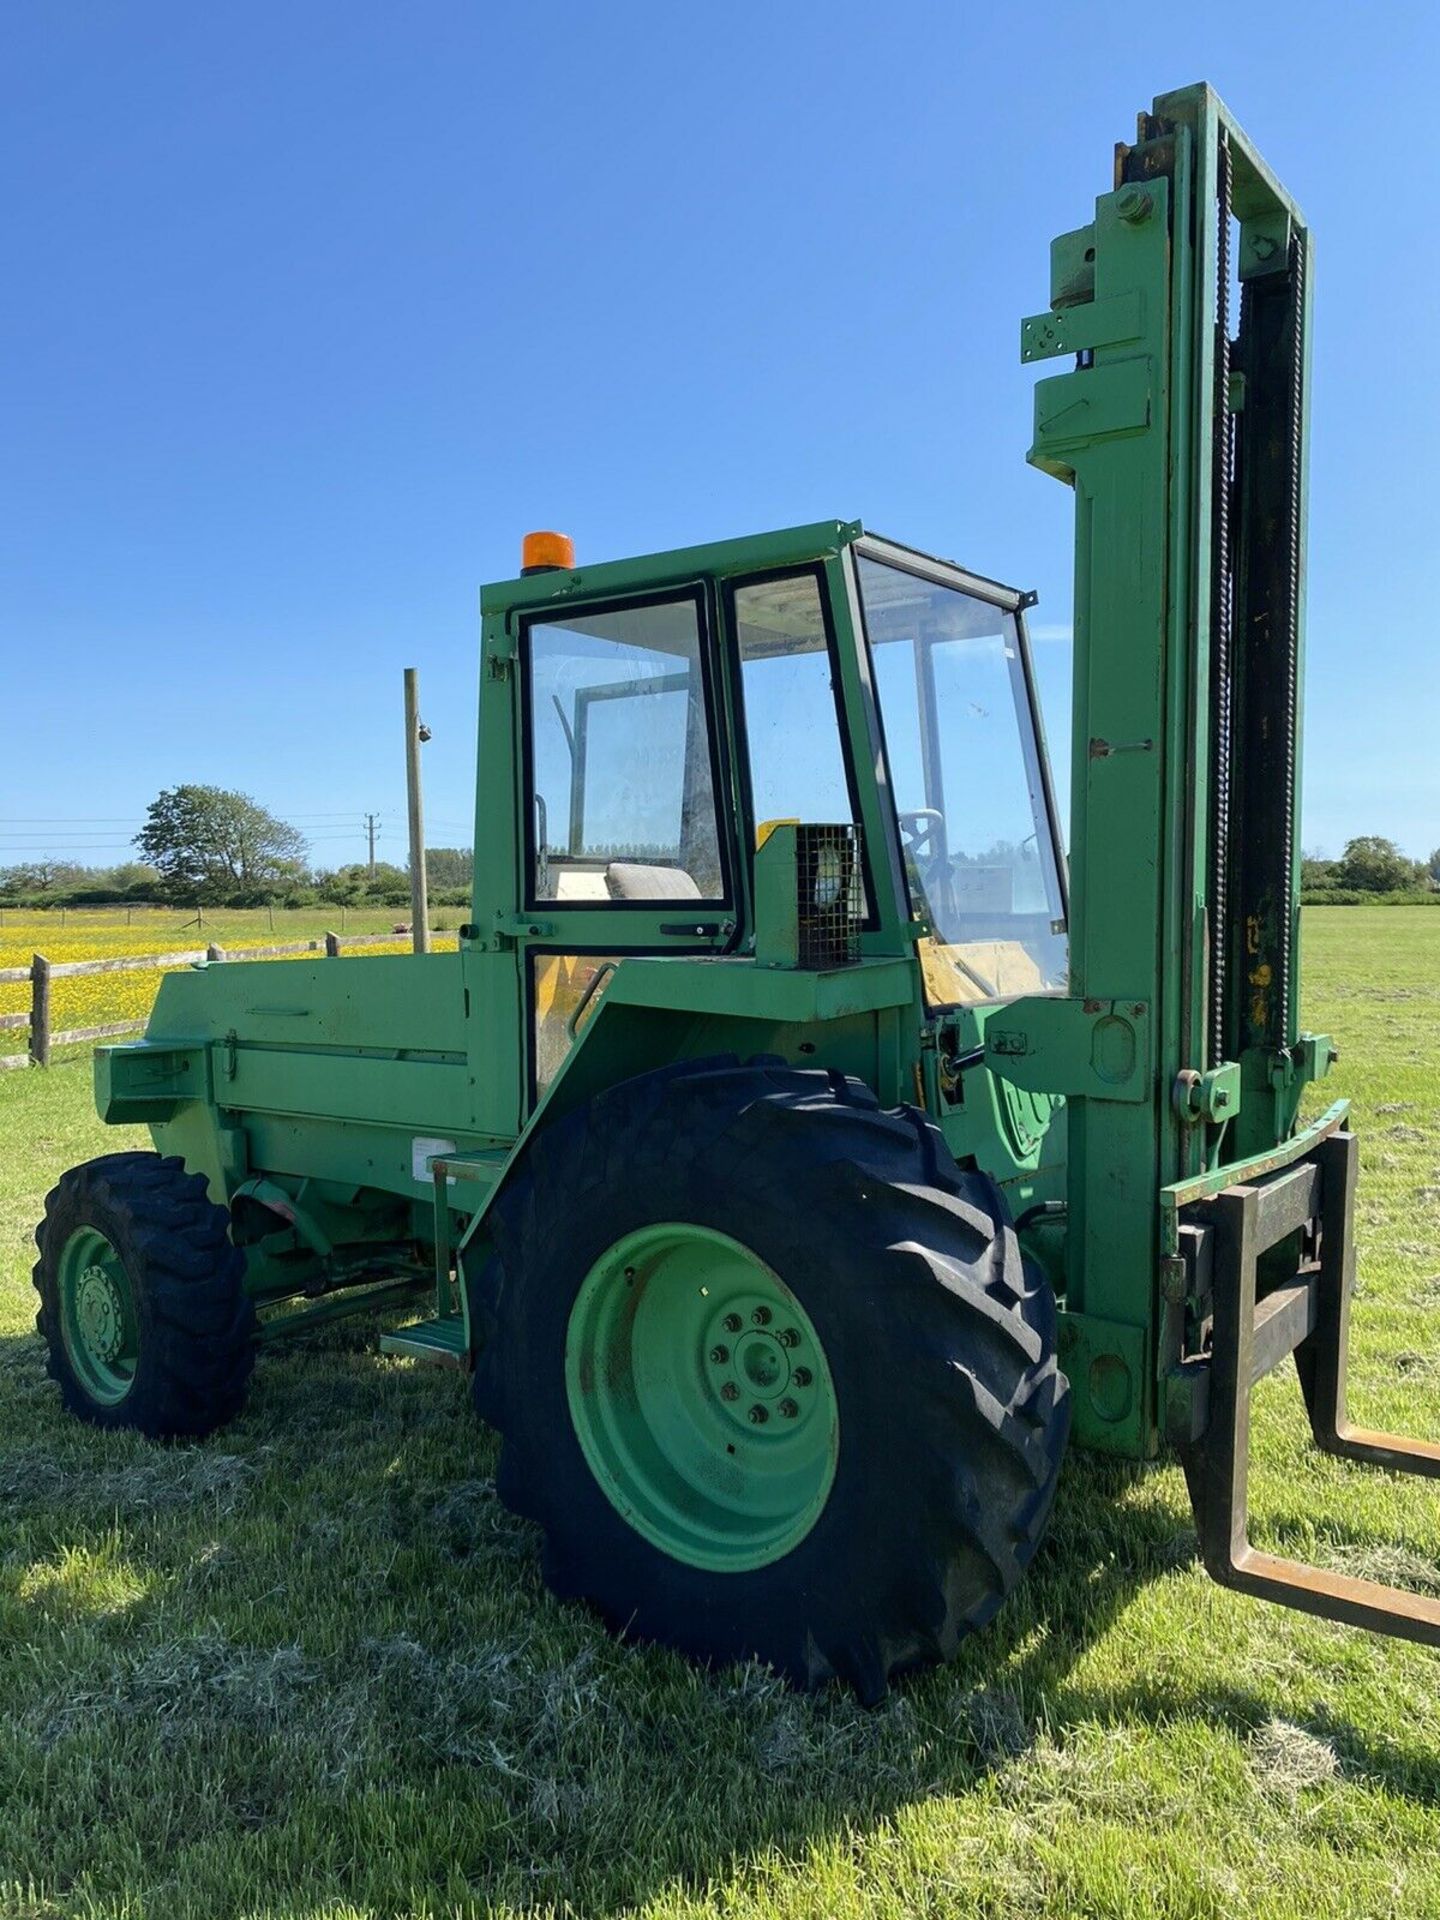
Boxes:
[565,1223,839,1572]
[56,1225,139,1406]
[738,1333,784,1393]
[705,1303,815,1427]
[76,1264,125,1362]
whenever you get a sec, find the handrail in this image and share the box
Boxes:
[565,961,618,1041]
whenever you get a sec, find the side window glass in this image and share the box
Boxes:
[734,573,856,838]
[526,596,725,904]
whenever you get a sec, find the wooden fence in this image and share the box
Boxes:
[0,933,403,1070]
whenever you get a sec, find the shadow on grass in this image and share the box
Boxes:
[3,1320,1438,1915]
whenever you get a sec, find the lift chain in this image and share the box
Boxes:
[1208,132,1236,1070]
[1276,229,1307,1043]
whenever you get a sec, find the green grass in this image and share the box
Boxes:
[1,907,1437,1919]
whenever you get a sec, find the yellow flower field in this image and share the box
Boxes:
[0,908,458,1053]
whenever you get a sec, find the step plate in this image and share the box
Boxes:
[379,1316,469,1371]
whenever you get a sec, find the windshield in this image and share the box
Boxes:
[856,551,1067,1007]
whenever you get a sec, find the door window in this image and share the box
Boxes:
[525,594,726,904]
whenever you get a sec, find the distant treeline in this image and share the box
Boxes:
[8,807,1437,914]
[1301,837,1440,906]
[0,785,480,912]
[0,849,475,913]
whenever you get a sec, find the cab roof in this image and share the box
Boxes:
[481,520,1029,620]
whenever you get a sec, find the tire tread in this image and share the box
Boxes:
[475,1060,1069,1700]
[32,1153,255,1439]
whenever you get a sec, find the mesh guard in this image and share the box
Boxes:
[795,823,863,969]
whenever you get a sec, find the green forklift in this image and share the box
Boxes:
[34,82,1440,1700]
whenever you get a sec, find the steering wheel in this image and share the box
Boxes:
[897,808,947,861]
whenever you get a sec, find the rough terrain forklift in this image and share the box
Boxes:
[34,83,1440,1699]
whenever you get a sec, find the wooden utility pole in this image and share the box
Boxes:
[365,811,378,877]
[404,668,431,954]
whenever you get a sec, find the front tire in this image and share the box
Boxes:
[473,1061,1069,1700]
[34,1152,255,1438]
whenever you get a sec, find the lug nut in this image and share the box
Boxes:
[709,1345,729,1365]
[779,1327,800,1348]
[748,1404,768,1424]
[779,1399,799,1419]
[792,1367,812,1387]
[752,1305,772,1326]
[720,1382,739,1402]
[723,1313,742,1333]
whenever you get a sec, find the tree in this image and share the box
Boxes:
[1429,847,1440,887]
[1334,835,1420,895]
[95,860,162,895]
[424,846,473,891]
[0,859,91,897]
[136,786,307,903]
[314,861,409,905]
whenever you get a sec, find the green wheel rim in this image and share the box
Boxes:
[57,1226,140,1406]
[565,1223,839,1572]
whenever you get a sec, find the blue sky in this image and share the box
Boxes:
[4,2,1438,872]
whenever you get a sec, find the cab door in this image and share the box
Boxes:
[516,584,738,1104]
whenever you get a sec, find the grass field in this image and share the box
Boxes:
[1,907,1437,1919]
[0,909,459,1053]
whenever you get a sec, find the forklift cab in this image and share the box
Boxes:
[488,520,1068,1094]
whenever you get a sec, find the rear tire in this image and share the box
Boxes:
[34,1152,255,1439]
[473,1060,1069,1701]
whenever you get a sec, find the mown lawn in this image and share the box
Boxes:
[1,907,1437,1920]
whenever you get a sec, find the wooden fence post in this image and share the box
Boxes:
[206,943,225,962]
[325,931,341,957]
[30,956,50,1068]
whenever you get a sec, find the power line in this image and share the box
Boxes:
[0,808,398,825]
[0,805,409,865]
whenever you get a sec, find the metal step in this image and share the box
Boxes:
[379,1313,469,1370]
